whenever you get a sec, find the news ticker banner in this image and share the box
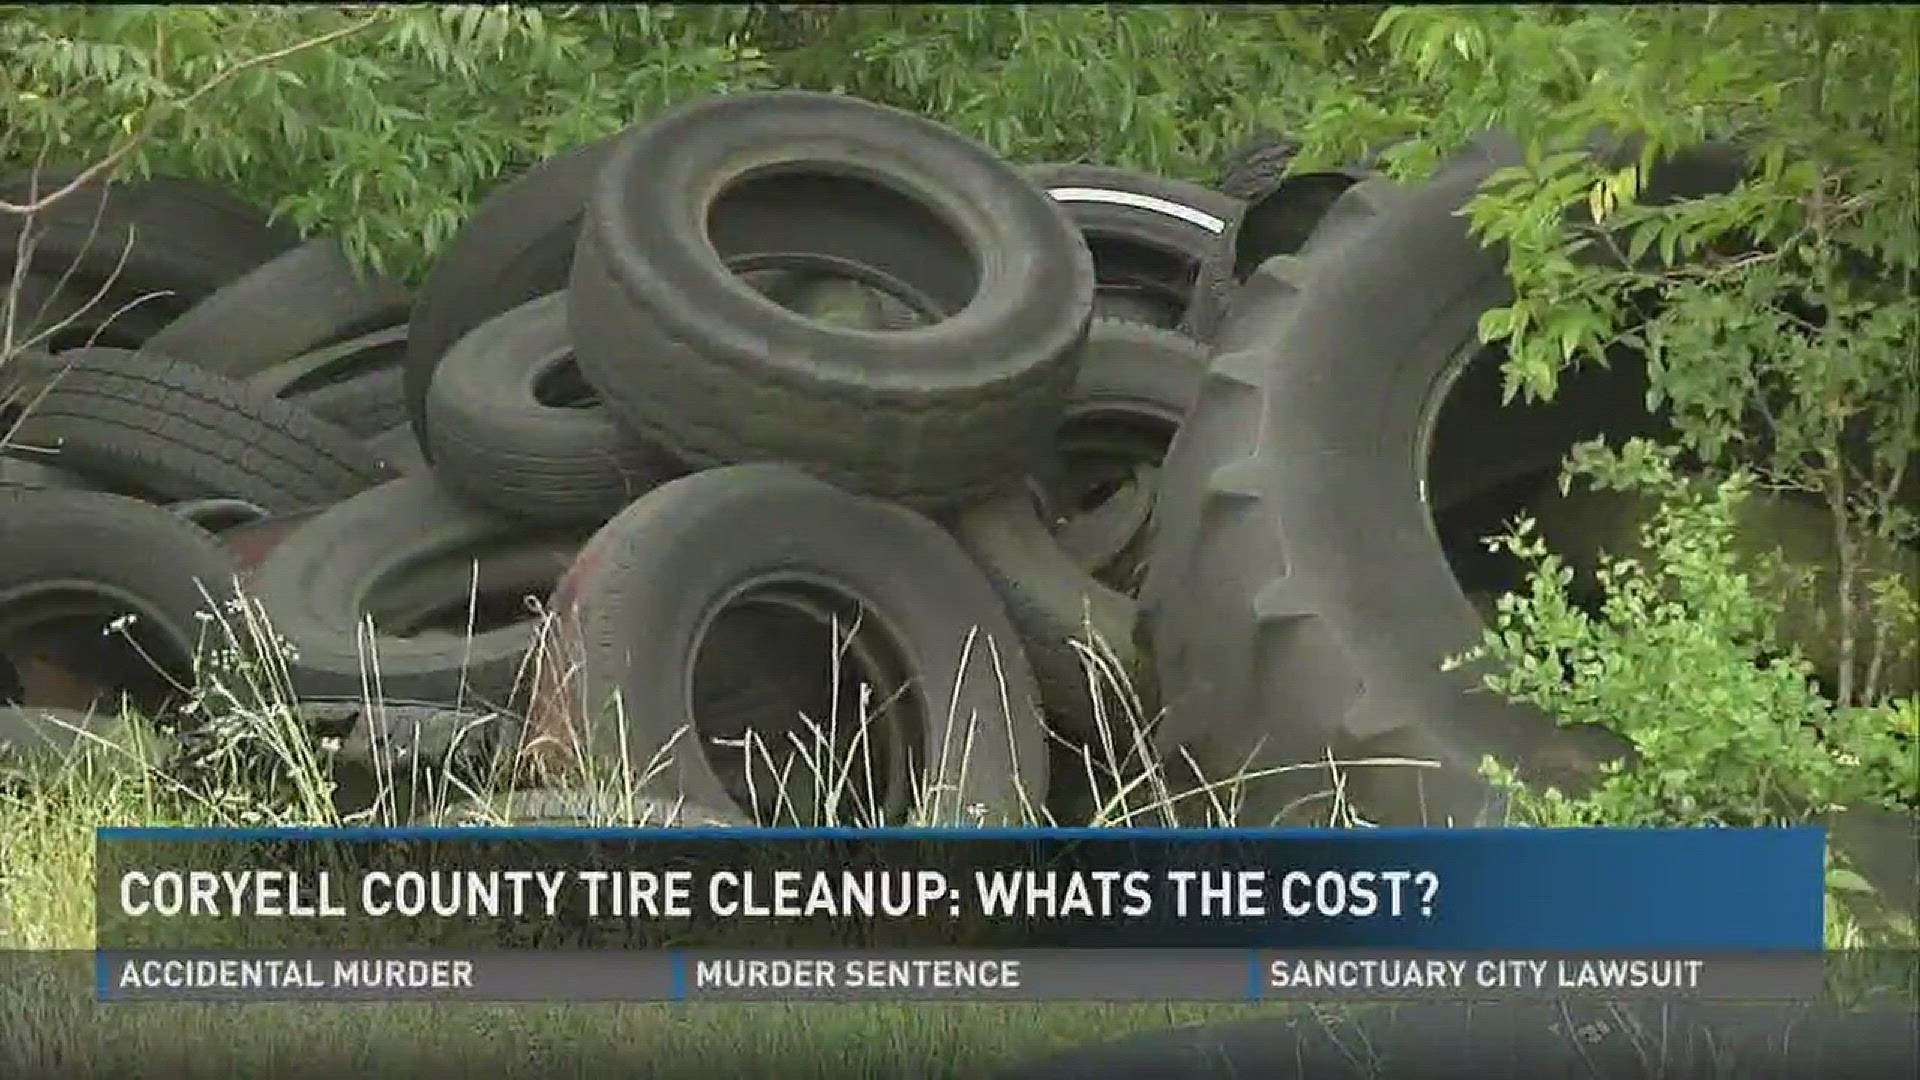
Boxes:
[95,825,1829,1001]
[96,949,1828,1003]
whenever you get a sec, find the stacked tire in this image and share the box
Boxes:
[1,92,1241,828]
[2,92,1789,835]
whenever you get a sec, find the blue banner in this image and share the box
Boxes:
[95,826,1828,952]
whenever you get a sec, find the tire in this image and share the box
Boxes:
[246,476,586,710]
[142,239,412,378]
[948,490,1138,743]
[405,139,620,453]
[291,364,408,439]
[10,347,390,512]
[947,320,1205,737]
[0,488,236,717]
[1026,164,1241,330]
[0,173,299,349]
[1038,319,1206,595]
[365,423,429,477]
[567,91,1096,509]
[530,464,1051,826]
[1140,136,1746,827]
[1181,165,1375,343]
[0,452,99,492]
[997,1003,1920,1080]
[247,325,411,438]
[218,507,328,575]
[423,293,682,525]
[302,698,512,822]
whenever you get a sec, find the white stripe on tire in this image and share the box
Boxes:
[1046,186,1229,234]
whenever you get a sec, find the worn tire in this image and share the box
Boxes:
[568,91,1095,508]
[946,320,1204,737]
[948,490,1138,743]
[1182,164,1375,344]
[1040,319,1206,594]
[246,476,584,710]
[533,464,1051,826]
[1141,136,1746,827]
[424,293,682,525]
[0,174,298,349]
[10,347,390,512]
[0,488,236,716]
[1027,164,1240,330]
[292,364,409,439]
[405,140,619,453]
[366,423,429,477]
[247,325,411,438]
[142,239,412,378]
[0,452,99,492]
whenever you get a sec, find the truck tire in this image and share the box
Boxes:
[1140,135,1744,827]
[567,91,1095,509]
[532,464,1050,826]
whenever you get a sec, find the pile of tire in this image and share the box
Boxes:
[0,92,1242,827]
[0,93,1770,831]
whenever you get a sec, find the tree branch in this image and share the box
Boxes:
[0,12,388,217]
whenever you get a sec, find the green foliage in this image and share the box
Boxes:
[0,4,1385,279]
[1450,439,1917,827]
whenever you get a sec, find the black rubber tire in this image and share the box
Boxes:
[405,139,619,455]
[423,292,682,525]
[1139,136,1749,827]
[291,364,409,439]
[0,488,237,714]
[945,320,1204,737]
[10,347,390,512]
[246,476,585,711]
[567,91,1096,509]
[365,423,429,477]
[302,698,513,822]
[1040,318,1206,594]
[1181,165,1375,344]
[0,452,99,492]
[246,325,411,438]
[0,173,299,348]
[533,463,1051,826]
[947,490,1138,744]
[1026,164,1241,330]
[141,239,412,378]
[996,1003,1920,1080]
